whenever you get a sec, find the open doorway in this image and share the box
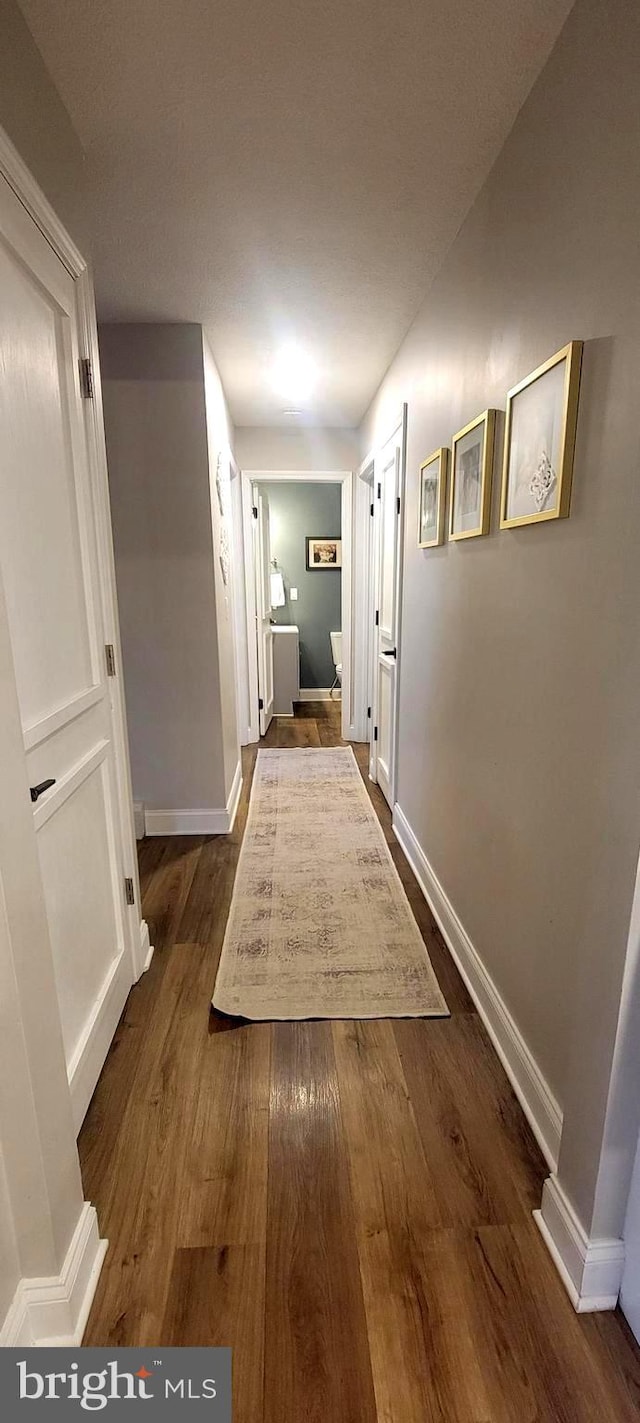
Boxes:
[239,471,353,741]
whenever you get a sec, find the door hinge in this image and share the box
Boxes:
[105,643,116,676]
[367,706,371,718]
[253,505,259,519]
[375,610,379,627]
[258,696,264,710]
[397,495,401,514]
[374,726,378,742]
[370,502,374,516]
[377,482,381,499]
[124,876,135,906]
[79,356,94,399]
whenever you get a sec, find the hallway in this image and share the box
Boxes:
[79,704,640,1420]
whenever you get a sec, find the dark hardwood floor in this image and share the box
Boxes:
[80,701,640,1420]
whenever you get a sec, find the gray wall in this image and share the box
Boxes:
[0,0,90,253]
[262,482,342,688]
[100,323,237,814]
[235,426,359,474]
[362,0,640,1238]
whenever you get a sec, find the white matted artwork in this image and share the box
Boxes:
[418,447,448,548]
[500,341,583,528]
[450,409,496,541]
[306,536,342,569]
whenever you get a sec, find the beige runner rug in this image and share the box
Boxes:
[213,747,449,1020]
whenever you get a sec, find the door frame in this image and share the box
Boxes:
[253,484,276,736]
[360,405,408,804]
[0,125,148,987]
[239,469,355,741]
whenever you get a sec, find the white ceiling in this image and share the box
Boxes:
[19,0,574,427]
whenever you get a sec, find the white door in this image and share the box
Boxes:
[0,172,133,1133]
[371,417,406,808]
[253,486,274,736]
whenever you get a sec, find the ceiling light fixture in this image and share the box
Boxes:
[271,345,316,403]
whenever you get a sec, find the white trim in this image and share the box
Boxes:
[226,758,243,832]
[243,469,351,482]
[67,950,131,1134]
[0,127,85,278]
[534,1176,625,1312]
[133,801,145,839]
[145,760,242,837]
[76,269,145,983]
[239,471,260,744]
[392,801,563,1170]
[351,459,374,742]
[0,1204,107,1346]
[298,687,335,701]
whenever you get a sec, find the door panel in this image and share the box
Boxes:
[372,422,404,808]
[253,486,274,736]
[0,247,95,724]
[36,757,120,1066]
[376,659,394,796]
[0,173,131,1132]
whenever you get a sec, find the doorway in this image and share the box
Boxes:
[363,408,408,810]
[240,471,353,742]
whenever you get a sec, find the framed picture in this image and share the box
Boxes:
[306,536,342,570]
[500,341,583,528]
[418,447,448,548]
[450,409,496,541]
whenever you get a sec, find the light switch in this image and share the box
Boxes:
[290,587,298,600]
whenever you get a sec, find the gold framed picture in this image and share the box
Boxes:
[450,409,496,541]
[500,341,583,529]
[418,447,448,548]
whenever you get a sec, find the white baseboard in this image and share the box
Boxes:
[0,1204,107,1346]
[67,950,132,1135]
[297,688,338,701]
[534,1176,624,1311]
[392,802,563,1171]
[145,761,243,837]
[133,800,145,839]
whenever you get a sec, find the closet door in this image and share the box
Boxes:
[0,169,133,1131]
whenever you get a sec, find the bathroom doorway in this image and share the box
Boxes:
[238,471,354,742]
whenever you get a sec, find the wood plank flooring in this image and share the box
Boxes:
[80,702,640,1420]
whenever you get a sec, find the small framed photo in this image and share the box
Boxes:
[418,448,448,548]
[450,409,496,541]
[306,536,342,570]
[500,341,583,528]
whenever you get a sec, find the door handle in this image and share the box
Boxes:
[381,648,397,658]
[30,778,56,803]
